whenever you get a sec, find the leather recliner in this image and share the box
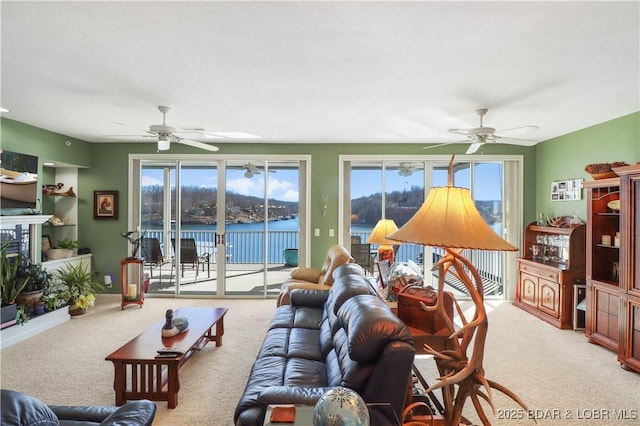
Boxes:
[0,389,156,426]
[276,244,354,306]
[235,263,415,426]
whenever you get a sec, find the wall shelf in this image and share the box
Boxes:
[0,215,52,226]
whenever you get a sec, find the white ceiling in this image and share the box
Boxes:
[1,1,639,149]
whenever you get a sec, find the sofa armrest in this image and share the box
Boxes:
[290,288,330,307]
[49,400,156,426]
[49,405,116,423]
[258,386,331,406]
[99,400,156,426]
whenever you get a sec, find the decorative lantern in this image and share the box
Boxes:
[120,258,144,309]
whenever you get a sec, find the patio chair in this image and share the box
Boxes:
[171,238,211,280]
[140,238,168,280]
[351,243,375,275]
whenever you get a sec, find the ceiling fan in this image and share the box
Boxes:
[242,162,276,179]
[115,106,222,152]
[397,162,419,177]
[425,108,539,154]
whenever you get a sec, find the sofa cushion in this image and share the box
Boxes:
[338,295,414,363]
[289,267,322,283]
[287,328,322,361]
[283,358,328,387]
[0,389,59,426]
[330,268,375,315]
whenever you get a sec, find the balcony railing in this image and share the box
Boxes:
[144,229,504,297]
[351,231,505,297]
[143,230,298,264]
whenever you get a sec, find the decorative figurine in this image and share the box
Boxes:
[162,309,189,337]
[121,230,145,258]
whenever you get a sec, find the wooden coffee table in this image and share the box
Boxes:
[105,306,227,408]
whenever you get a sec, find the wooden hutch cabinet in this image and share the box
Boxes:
[615,164,640,372]
[584,177,621,352]
[584,164,640,373]
[514,220,585,329]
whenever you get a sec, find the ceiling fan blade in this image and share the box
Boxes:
[102,134,156,139]
[466,142,484,154]
[448,129,472,135]
[496,125,539,134]
[423,143,451,150]
[114,121,154,135]
[176,129,261,139]
[496,136,539,146]
[175,138,220,152]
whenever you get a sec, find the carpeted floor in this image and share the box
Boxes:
[1,295,639,425]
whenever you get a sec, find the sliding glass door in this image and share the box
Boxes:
[223,160,301,297]
[133,156,307,298]
[342,156,521,300]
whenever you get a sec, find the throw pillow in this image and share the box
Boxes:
[290,267,322,283]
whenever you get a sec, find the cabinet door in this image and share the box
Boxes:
[592,285,620,350]
[538,278,560,318]
[621,297,640,371]
[519,272,538,308]
[631,177,640,295]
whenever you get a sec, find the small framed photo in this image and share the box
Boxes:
[551,179,583,202]
[94,191,119,220]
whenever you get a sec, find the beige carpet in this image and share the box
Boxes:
[1,296,639,425]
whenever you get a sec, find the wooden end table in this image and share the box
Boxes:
[105,306,227,408]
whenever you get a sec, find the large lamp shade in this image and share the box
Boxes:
[388,186,517,252]
[367,218,399,262]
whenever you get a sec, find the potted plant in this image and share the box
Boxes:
[1,243,30,327]
[47,239,79,260]
[56,262,105,315]
[41,280,70,313]
[15,259,52,308]
[57,238,79,251]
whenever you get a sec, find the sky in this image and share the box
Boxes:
[141,161,502,202]
[350,162,502,200]
[141,167,300,201]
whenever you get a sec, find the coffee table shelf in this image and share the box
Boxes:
[105,306,227,408]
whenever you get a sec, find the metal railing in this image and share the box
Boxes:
[143,230,298,264]
[352,231,505,297]
[143,229,505,296]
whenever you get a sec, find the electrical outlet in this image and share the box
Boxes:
[314,228,320,237]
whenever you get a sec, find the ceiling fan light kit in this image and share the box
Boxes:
[115,105,221,152]
[157,134,171,151]
[425,108,539,153]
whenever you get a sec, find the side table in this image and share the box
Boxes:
[264,405,313,426]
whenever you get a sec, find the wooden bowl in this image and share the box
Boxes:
[590,172,617,180]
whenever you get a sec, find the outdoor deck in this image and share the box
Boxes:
[140,230,505,299]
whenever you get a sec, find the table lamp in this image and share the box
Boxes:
[366,218,399,263]
[388,155,524,425]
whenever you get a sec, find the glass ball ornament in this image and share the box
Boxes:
[313,387,370,426]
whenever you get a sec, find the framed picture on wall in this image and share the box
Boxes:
[551,179,583,201]
[94,191,119,219]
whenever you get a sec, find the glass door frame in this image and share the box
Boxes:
[129,153,311,298]
[338,154,523,301]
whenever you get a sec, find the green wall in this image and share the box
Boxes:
[3,113,638,295]
[535,112,639,224]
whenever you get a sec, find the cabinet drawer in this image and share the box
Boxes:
[519,263,559,282]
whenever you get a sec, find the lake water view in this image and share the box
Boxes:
[142,214,502,266]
